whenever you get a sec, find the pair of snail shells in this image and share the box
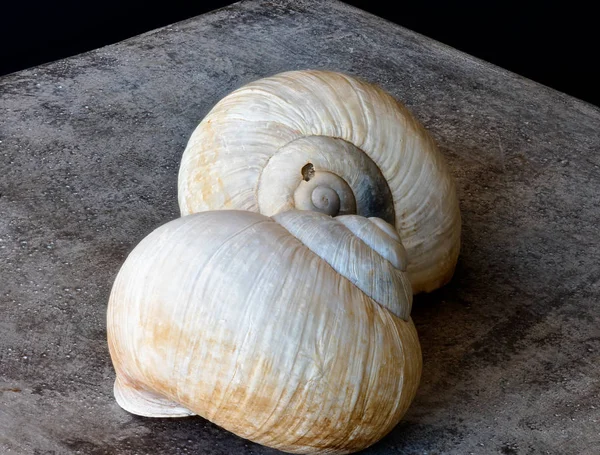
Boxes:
[107,210,421,454]
[108,69,461,454]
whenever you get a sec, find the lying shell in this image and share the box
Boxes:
[107,210,421,454]
[178,70,461,293]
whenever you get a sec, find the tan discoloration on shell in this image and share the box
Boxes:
[107,211,421,454]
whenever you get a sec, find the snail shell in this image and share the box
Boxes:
[178,70,461,294]
[107,210,421,454]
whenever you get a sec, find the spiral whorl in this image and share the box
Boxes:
[294,168,355,217]
[274,210,412,320]
[336,215,408,272]
[178,70,461,294]
[309,185,340,214]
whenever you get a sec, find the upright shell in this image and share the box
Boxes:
[178,70,461,294]
[107,210,421,455]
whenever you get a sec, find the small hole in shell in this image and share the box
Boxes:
[301,163,315,182]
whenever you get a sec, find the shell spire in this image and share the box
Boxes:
[178,70,461,294]
[273,210,412,320]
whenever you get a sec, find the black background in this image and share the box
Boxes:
[2,1,599,107]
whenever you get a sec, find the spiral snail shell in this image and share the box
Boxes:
[178,70,461,294]
[108,210,421,454]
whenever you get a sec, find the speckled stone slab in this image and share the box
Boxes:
[1,1,599,454]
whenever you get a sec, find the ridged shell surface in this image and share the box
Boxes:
[107,210,421,454]
[178,70,461,293]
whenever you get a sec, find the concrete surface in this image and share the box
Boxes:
[1,0,599,453]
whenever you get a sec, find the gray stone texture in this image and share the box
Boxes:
[1,0,599,453]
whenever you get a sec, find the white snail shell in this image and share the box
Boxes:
[107,210,421,455]
[178,70,461,294]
